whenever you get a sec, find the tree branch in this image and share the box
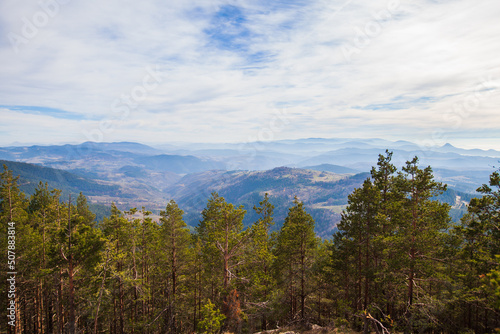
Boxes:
[60,247,68,262]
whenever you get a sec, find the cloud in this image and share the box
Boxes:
[0,105,88,120]
[0,0,499,148]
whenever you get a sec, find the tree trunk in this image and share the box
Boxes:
[364,227,370,310]
[119,275,124,334]
[46,293,53,333]
[94,250,110,334]
[408,178,419,309]
[67,196,76,334]
[58,267,63,334]
[223,215,230,290]
[171,220,177,332]
[68,251,75,334]
[300,239,306,320]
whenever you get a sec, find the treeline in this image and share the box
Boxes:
[1,151,500,334]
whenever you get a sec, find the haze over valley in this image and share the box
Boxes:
[1,137,495,237]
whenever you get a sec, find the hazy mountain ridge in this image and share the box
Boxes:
[0,159,122,198]
[2,138,498,173]
[164,167,368,237]
[165,167,476,237]
[1,138,496,197]
[1,157,482,238]
[1,138,496,236]
[300,164,360,174]
[135,154,226,174]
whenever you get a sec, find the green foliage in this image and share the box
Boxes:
[448,169,500,331]
[488,256,500,309]
[197,192,247,290]
[274,197,317,321]
[242,194,276,329]
[0,164,28,223]
[251,193,275,267]
[1,161,499,333]
[330,152,455,332]
[159,200,193,331]
[199,299,226,334]
[179,168,369,238]
[0,159,122,197]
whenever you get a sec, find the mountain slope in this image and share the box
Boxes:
[1,159,480,238]
[166,167,369,237]
[0,160,123,198]
[165,166,480,238]
[135,154,226,174]
[0,139,492,229]
[301,163,360,174]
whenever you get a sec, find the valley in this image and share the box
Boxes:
[0,137,496,237]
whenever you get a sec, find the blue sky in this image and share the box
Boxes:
[0,0,499,149]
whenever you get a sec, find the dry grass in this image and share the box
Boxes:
[251,325,360,334]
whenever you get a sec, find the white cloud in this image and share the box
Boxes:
[0,0,499,148]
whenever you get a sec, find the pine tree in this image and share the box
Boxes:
[452,169,500,332]
[310,238,333,326]
[198,299,226,334]
[57,195,104,333]
[196,193,248,331]
[390,158,450,331]
[369,151,401,321]
[159,200,192,332]
[0,166,28,224]
[100,203,132,333]
[0,166,28,334]
[488,256,500,309]
[27,182,62,333]
[334,178,382,331]
[245,193,276,330]
[275,197,317,322]
[330,154,452,332]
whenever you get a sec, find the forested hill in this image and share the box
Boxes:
[0,160,122,198]
[168,167,368,237]
[1,139,497,195]
[1,160,477,237]
[0,159,365,237]
[1,154,499,333]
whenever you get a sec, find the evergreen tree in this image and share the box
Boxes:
[245,193,276,330]
[310,238,333,326]
[488,256,500,309]
[57,195,104,333]
[27,182,62,333]
[159,200,192,332]
[452,169,500,332]
[199,299,226,334]
[0,165,28,224]
[196,192,248,331]
[76,192,96,223]
[100,203,132,333]
[275,197,317,322]
[397,158,450,331]
[333,179,382,331]
[6,155,500,333]
[330,154,452,332]
[0,166,28,334]
[369,151,401,322]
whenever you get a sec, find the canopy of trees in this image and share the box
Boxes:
[1,153,499,333]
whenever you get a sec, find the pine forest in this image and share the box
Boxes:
[1,151,500,334]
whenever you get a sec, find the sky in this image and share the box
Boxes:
[0,0,499,149]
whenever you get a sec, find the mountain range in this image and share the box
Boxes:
[1,138,496,236]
